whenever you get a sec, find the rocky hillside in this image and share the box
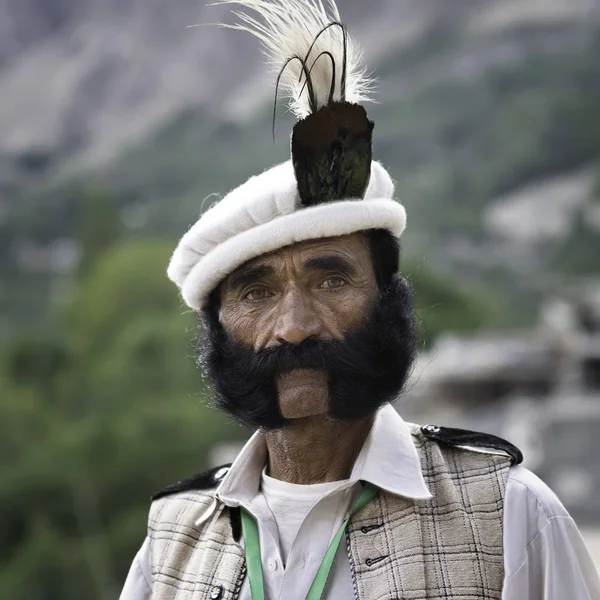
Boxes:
[1,0,598,178]
[2,0,600,334]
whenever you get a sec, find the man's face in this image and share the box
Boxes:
[198,230,417,430]
[218,233,378,420]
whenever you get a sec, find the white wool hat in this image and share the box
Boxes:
[167,160,406,309]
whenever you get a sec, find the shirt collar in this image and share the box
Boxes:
[216,428,268,507]
[350,404,431,500]
[216,404,431,507]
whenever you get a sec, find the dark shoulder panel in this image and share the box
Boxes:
[151,463,232,501]
[421,424,523,465]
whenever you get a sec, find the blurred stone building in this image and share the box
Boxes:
[401,280,600,525]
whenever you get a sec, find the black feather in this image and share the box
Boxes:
[298,21,348,100]
[291,101,373,206]
[297,50,336,106]
[273,55,315,141]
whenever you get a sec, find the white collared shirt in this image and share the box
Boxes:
[120,405,600,600]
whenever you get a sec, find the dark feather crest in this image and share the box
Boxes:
[269,19,373,207]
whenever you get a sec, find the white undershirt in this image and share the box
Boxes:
[260,470,347,564]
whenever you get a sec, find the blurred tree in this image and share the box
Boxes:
[67,239,181,357]
[405,260,492,348]
[0,239,247,600]
[5,337,70,391]
[77,188,122,276]
[551,209,600,276]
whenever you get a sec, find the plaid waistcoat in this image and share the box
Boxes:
[148,424,519,600]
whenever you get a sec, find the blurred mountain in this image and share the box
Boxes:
[1,0,598,176]
[2,0,600,334]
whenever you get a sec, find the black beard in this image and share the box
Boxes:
[197,275,418,430]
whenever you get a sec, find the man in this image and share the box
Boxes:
[120,1,600,598]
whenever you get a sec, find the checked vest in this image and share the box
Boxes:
[147,424,521,600]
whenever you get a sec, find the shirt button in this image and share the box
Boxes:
[268,558,278,571]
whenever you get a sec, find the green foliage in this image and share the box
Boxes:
[593,170,600,201]
[68,239,182,356]
[0,240,247,600]
[77,189,122,275]
[551,209,600,275]
[4,337,71,389]
[404,260,493,347]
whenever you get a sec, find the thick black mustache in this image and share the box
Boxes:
[198,275,418,430]
[218,332,389,385]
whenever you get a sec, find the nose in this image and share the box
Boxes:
[273,288,324,345]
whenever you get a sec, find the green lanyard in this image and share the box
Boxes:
[240,482,378,600]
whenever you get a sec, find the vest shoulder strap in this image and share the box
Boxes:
[420,424,523,465]
[151,463,232,501]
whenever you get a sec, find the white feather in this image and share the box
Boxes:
[210,0,374,118]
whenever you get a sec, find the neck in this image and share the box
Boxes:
[265,413,375,485]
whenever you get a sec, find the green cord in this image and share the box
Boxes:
[241,482,378,600]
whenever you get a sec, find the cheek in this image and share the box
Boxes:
[315,289,376,335]
[220,305,276,347]
[220,307,251,342]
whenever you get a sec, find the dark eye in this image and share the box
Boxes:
[243,287,273,301]
[319,277,347,290]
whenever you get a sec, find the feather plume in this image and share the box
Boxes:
[211,0,374,118]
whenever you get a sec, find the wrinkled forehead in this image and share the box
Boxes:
[223,232,371,284]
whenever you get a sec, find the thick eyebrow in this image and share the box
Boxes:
[227,264,274,292]
[303,255,358,277]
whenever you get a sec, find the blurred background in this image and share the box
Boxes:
[1,0,600,597]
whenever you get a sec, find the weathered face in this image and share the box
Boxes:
[219,233,378,419]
